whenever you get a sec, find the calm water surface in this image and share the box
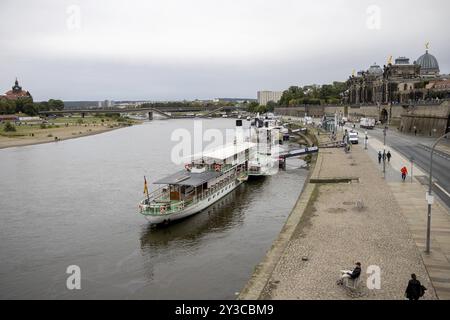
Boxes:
[0,119,307,299]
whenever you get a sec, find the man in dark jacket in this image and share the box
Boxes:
[387,151,392,162]
[405,274,426,300]
[338,262,362,285]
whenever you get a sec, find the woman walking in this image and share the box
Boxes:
[401,166,408,181]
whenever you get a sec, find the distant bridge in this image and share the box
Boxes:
[39,107,175,119]
[39,105,243,120]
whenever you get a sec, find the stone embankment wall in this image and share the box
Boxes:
[275,100,450,137]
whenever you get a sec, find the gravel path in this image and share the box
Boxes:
[261,136,436,300]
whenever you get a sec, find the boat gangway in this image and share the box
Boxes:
[279,146,319,159]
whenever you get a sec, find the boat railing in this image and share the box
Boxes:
[141,171,243,215]
[143,187,171,205]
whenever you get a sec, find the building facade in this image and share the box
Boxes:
[257,91,283,106]
[0,78,32,101]
[345,49,448,106]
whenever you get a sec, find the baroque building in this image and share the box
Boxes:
[345,48,447,106]
[0,78,33,101]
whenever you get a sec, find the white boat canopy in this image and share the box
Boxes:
[154,170,222,187]
[187,142,256,161]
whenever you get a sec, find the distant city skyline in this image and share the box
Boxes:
[1,0,449,101]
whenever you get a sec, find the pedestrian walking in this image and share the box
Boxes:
[378,151,382,164]
[405,274,426,300]
[401,166,408,181]
[382,150,387,162]
[387,151,392,163]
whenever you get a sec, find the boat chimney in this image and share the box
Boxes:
[235,119,244,144]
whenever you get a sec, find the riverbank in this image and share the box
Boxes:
[239,127,438,300]
[0,120,138,149]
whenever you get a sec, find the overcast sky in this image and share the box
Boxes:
[1,0,449,101]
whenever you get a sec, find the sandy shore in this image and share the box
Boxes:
[0,124,126,149]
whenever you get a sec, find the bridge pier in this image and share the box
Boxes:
[148,111,153,120]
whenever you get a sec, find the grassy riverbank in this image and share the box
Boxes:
[0,115,140,149]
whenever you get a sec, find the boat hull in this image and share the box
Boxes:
[143,179,243,225]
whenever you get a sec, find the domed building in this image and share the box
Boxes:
[367,63,383,76]
[415,50,440,77]
[1,78,32,101]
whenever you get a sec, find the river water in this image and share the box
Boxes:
[0,119,307,299]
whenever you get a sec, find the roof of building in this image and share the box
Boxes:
[395,57,410,65]
[368,63,383,75]
[3,78,32,101]
[154,170,221,187]
[416,50,439,73]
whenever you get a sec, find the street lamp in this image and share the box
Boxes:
[383,126,388,146]
[364,131,368,150]
[426,132,450,254]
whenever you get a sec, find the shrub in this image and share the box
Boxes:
[3,122,16,132]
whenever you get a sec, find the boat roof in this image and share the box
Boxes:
[154,170,222,187]
[188,142,255,161]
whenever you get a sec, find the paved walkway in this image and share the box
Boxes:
[367,133,450,299]
[257,130,437,300]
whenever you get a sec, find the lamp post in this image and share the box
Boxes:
[383,126,388,146]
[364,131,368,150]
[426,132,450,254]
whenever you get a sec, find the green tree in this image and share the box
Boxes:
[266,101,277,112]
[247,101,259,113]
[14,97,33,113]
[0,99,17,114]
[48,99,64,111]
[23,102,38,116]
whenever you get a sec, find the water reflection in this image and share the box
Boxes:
[140,182,261,251]
[0,119,307,299]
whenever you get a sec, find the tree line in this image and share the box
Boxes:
[0,98,64,116]
[243,82,347,114]
[278,82,347,107]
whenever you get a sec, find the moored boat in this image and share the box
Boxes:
[139,142,255,224]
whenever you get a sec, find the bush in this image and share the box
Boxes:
[3,122,16,132]
[40,123,47,129]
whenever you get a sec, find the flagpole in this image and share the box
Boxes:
[144,176,150,203]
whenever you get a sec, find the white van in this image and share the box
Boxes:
[348,131,359,144]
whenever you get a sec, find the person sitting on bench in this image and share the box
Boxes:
[338,262,361,285]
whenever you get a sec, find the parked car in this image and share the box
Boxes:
[348,131,359,144]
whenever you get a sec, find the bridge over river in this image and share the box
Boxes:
[39,105,243,120]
